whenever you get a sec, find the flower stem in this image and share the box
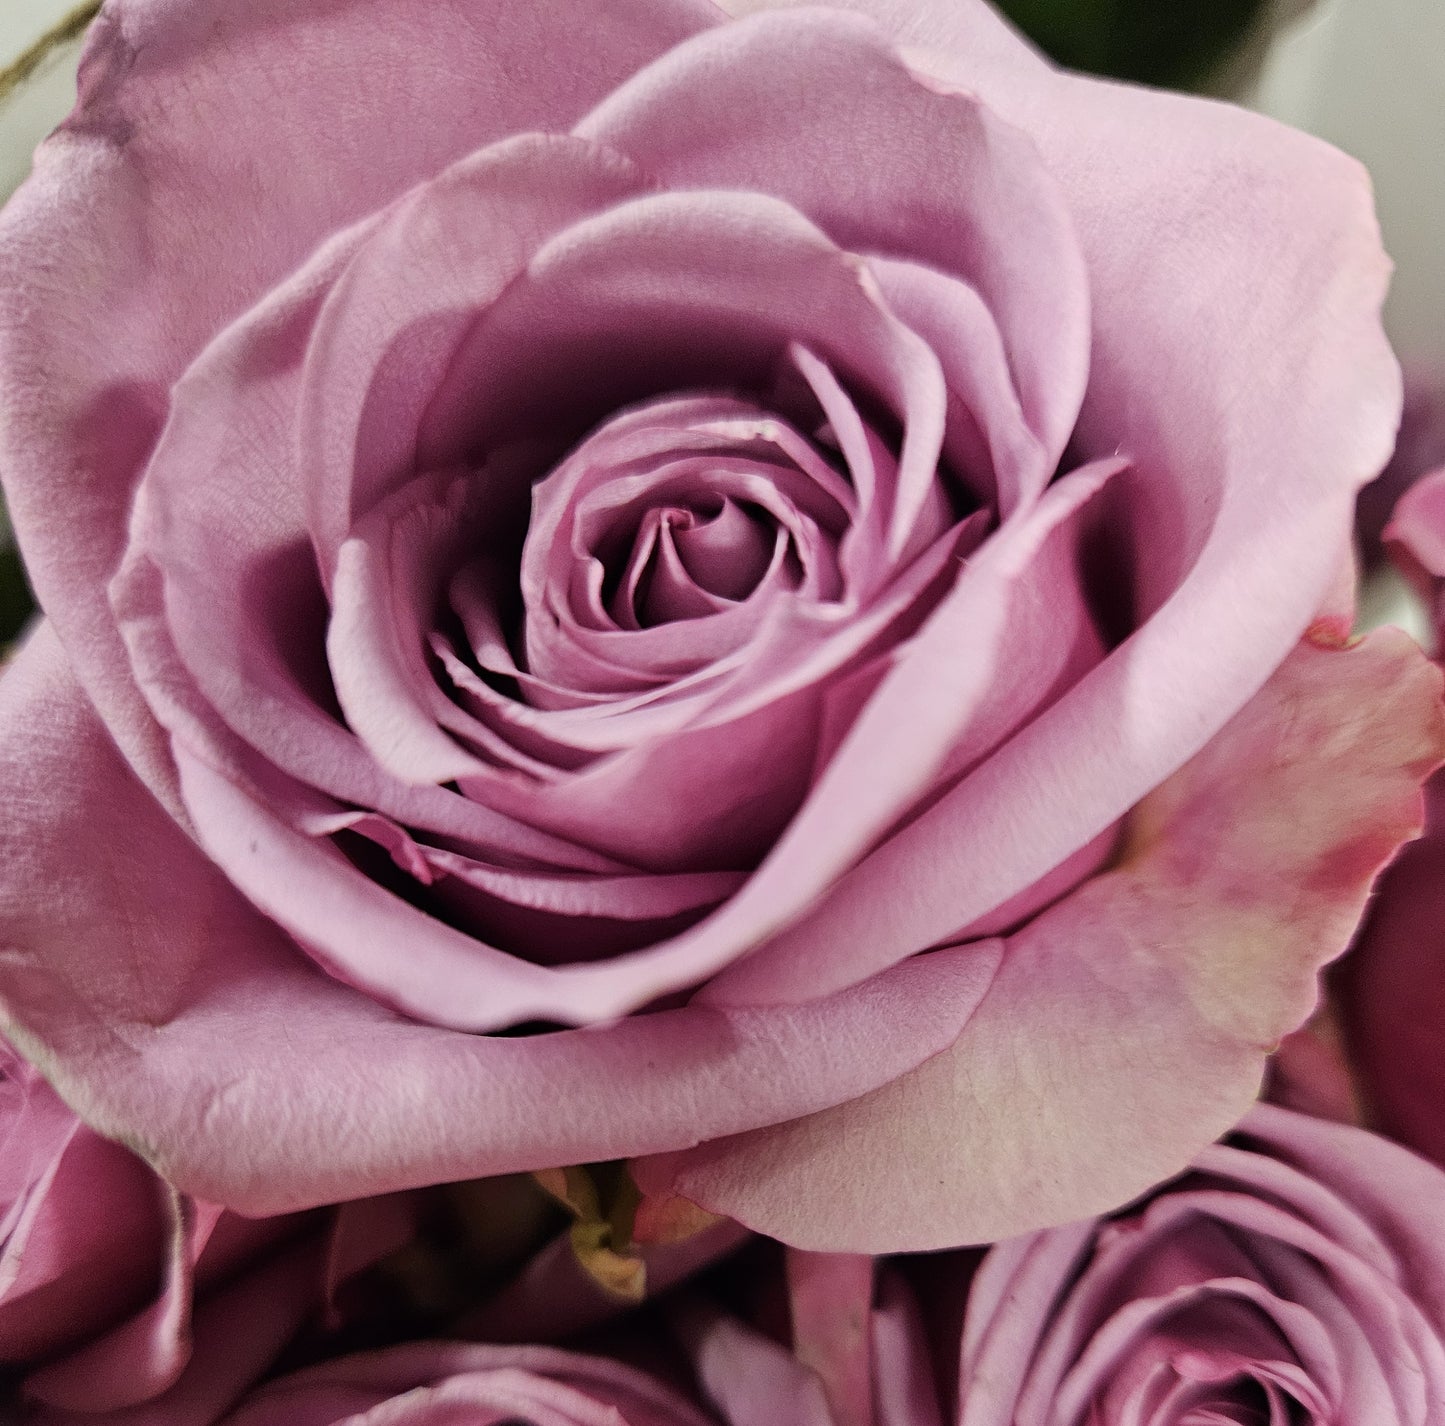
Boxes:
[0,2,101,108]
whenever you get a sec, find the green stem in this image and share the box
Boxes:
[0,2,102,108]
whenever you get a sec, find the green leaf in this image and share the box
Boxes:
[0,528,36,651]
[994,0,1271,88]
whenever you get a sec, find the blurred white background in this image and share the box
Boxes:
[0,0,84,199]
[1249,0,1445,373]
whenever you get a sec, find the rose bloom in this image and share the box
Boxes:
[0,0,1438,1252]
[680,1111,1445,1426]
[1337,470,1445,1168]
[957,1104,1445,1423]
[215,1344,723,1426]
[0,1039,414,1417]
[104,1252,922,1426]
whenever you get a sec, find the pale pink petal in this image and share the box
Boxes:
[633,630,1445,1250]
[223,1344,717,1426]
[698,457,1121,1006]
[0,0,718,808]
[576,8,1089,495]
[0,628,998,1214]
[710,0,1401,1001]
[674,1296,838,1426]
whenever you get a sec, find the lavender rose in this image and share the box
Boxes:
[216,1345,720,1426]
[958,1105,1445,1424]
[1335,472,1445,1168]
[0,0,1437,1251]
[1,1039,414,1417]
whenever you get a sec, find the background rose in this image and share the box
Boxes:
[0,1037,417,1418]
[147,1255,921,1426]
[0,0,1434,1253]
[1334,475,1445,1169]
[958,1104,1445,1424]
[212,1344,718,1426]
[1357,375,1445,571]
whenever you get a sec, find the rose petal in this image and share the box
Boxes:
[45,1236,332,1426]
[870,1270,944,1426]
[0,627,1000,1213]
[706,0,1401,1012]
[633,630,1445,1250]
[223,1344,717,1426]
[0,1115,165,1381]
[25,1191,205,1413]
[672,1295,838,1426]
[576,7,1090,505]
[786,1251,876,1426]
[1337,782,1445,1168]
[698,456,1122,1005]
[0,0,719,808]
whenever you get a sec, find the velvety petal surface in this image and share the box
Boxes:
[0,0,719,808]
[0,1058,163,1374]
[0,629,998,1214]
[577,7,1091,500]
[700,0,1401,1012]
[634,630,1445,1250]
[956,1105,1445,1426]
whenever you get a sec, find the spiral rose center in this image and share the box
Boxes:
[622,496,779,626]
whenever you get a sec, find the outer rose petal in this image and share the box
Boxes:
[0,630,998,1216]
[702,0,1400,1011]
[0,1083,163,1371]
[0,0,718,809]
[20,1188,199,1413]
[633,629,1445,1250]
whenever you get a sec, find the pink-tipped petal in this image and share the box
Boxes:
[634,630,1445,1250]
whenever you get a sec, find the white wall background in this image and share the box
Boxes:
[0,0,87,198]
[1251,0,1445,372]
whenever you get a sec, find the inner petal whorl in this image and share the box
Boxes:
[670,496,777,601]
[516,395,853,694]
[623,499,782,628]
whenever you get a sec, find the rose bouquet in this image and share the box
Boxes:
[2,0,1444,1419]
